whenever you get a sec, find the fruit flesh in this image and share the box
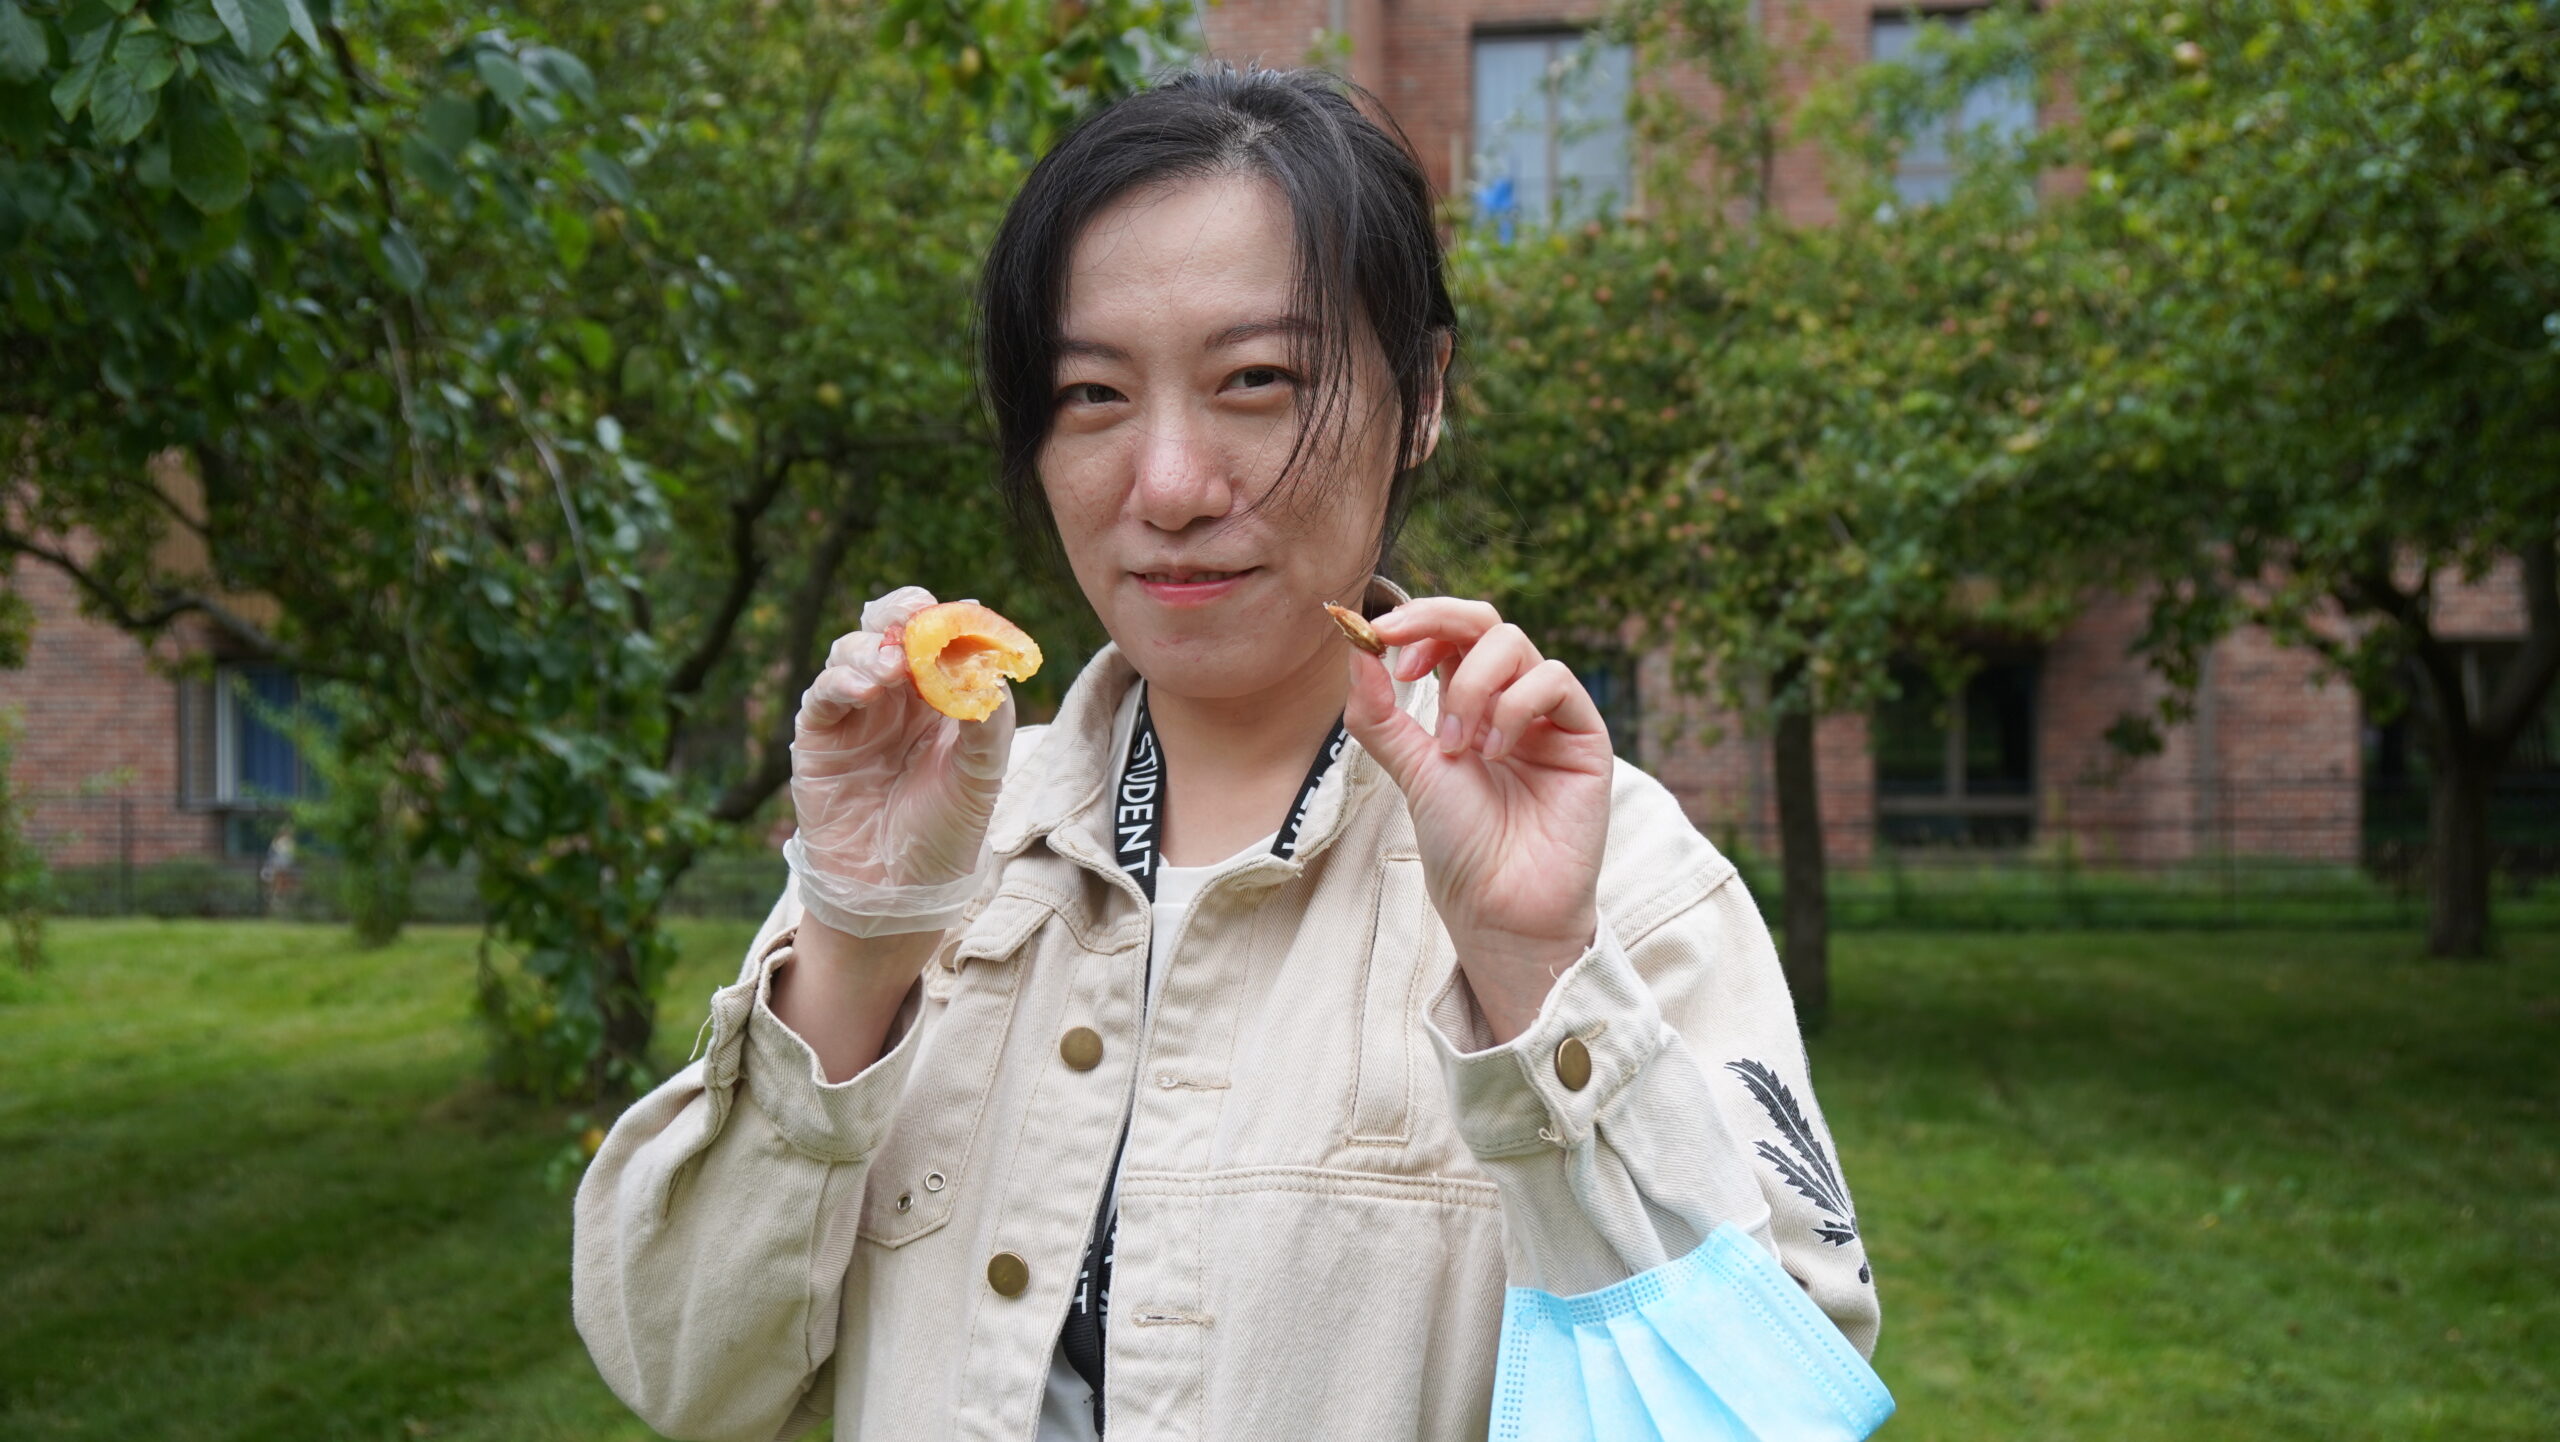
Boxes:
[898,601,1042,721]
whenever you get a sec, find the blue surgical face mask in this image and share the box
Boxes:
[1489,1223,1894,1442]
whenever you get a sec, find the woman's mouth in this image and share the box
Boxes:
[1136,568,1255,605]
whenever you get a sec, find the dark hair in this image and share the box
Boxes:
[977,63,1458,573]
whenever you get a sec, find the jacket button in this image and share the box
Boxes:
[987,1251,1030,1297]
[1060,1026,1104,1071]
[1555,1036,1593,1092]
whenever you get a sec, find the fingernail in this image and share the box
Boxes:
[1438,715,1463,753]
[1481,726,1505,759]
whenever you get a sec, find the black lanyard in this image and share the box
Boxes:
[1063,681,1349,1429]
[1110,683,1348,899]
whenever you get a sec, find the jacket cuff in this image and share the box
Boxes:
[727,931,923,1163]
[1424,922,1670,1160]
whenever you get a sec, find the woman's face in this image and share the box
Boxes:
[1039,172,1436,703]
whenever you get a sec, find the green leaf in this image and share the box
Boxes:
[521,45,593,108]
[88,33,174,143]
[113,28,177,90]
[170,78,247,212]
[0,2,46,86]
[578,146,634,206]
[51,17,115,121]
[473,49,525,107]
[160,0,229,46]
[210,0,286,62]
[567,319,612,373]
[194,42,263,103]
[278,0,317,55]
[421,93,476,156]
[373,222,424,292]
[397,130,461,199]
[548,202,590,272]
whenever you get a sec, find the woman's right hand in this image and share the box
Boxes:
[786,585,1014,937]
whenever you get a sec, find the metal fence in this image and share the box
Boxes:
[21,783,2559,932]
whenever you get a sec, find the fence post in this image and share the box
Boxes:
[2219,777,2236,926]
[119,797,135,915]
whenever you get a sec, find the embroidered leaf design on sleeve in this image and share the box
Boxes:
[1726,1058,1859,1248]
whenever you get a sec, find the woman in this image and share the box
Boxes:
[575,64,1879,1441]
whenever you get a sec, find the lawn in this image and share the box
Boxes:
[1,920,2552,1440]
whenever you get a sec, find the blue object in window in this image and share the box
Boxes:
[1478,174,1518,243]
[234,666,303,802]
[1490,1223,1894,1441]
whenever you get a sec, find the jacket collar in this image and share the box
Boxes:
[987,576,1435,879]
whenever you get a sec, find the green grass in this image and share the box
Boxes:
[1,922,2552,1440]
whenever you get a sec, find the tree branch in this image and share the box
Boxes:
[2340,558,2469,744]
[666,445,796,705]
[708,470,875,824]
[2479,529,2560,757]
[0,528,322,673]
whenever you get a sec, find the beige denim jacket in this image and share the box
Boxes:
[574,612,1881,1442]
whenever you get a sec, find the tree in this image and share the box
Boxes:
[0,0,1189,1100]
[1442,0,2078,1025]
[2015,0,2560,956]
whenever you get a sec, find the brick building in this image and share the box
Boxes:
[0,0,2544,879]
[1199,0,2547,868]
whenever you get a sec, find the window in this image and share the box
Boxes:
[179,664,318,810]
[1869,9,2036,206]
[1874,655,2039,846]
[1472,29,1634,234]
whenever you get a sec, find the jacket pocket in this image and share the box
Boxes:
[857,890,1050,1247]
[1346,852,1430,1147]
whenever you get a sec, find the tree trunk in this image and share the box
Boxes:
[593,935,657,1104]
[1773,703,1831,1031]
[2425,748,2494,959]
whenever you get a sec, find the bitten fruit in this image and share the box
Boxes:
[894,601,1043,722]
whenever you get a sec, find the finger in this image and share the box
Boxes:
[1340,646,1441,794]
[825,627,909,677]
[795,660,903,734]
[1391,636,1459,683]
[947,687,1017,784]
[860,584,940,635]
[1369,596,1503,651]
[1483,657,1609,760]
[1438,623,1541,754]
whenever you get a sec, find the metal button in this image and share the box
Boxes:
[1060,1026,1104,1071]
[923,1171,947,1193]
[986,1251,1030,1297]
[1555,1035,1593,1092]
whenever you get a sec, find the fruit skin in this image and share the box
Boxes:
[897,601,1043,722]
[1323,601,1387,656]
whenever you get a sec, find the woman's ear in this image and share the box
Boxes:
[1408,328,1455,468]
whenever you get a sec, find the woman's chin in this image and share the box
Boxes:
[1121,631,1327,704]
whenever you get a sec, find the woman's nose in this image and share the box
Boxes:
[1130,404,1235,532]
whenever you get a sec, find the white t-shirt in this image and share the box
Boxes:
[1037,838,1270,1440]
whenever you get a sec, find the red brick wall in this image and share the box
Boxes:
[0,554,221,866]
[2037,593,2363,866]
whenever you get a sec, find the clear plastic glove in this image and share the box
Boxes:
[783,585,1014,938]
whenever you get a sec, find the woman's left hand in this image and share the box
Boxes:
[1342,597,1614,1045]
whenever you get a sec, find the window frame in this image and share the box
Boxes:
[1867,5,2038,208]
[1874,652,2042,845]
[1469,24,1637,230]
[177,662,314,811]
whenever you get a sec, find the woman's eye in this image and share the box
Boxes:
[1057,382,1123,408]
[1226,366,1292,393]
